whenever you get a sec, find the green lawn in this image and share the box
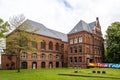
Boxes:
[0,68,120,80]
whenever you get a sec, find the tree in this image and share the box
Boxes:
[7,14,39,72]
[105,22,120,63]
[0,18,10,38]
[0,18,10,53]
[9,14,25,28]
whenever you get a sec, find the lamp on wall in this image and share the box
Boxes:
[2,49,6,54]
[0,49,5,54]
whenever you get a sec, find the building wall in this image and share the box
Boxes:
[68,31,104,68]
[1,54,17,70]
[2,18,104,69]
[18,33,68,69]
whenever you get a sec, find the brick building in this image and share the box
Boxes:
[68,17,104,68]
[2,17,104,69]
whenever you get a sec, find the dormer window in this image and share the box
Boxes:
[79,36,82,43]
[74,37,77,44]
[70,39,73,44]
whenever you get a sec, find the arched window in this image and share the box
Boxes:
[56,55,60,60]
[41,53,46,59]
[49,41,53,50]
[32,41,37,48]
[49,54,53,59]
[41,40,46,50]
[21,37,28,47]
[55,43,59,51]
[32,53,37,58]
[21,52,28,58]
[61,44,64,48]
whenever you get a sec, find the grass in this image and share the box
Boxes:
[0,68,120,80]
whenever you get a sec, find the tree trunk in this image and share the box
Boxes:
[17,50,20,72]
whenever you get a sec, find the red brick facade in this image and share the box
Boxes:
[1,54,17,69]
[68,31,104,68]
[1,18,104,69]
[19,34,68,69]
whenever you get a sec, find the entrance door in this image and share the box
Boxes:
[32,62,37,69]
[21,62,27,69]
[41,62,46,68]
[56,62,59,68]
[49,62,53,68]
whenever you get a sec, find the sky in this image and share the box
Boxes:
[0,0,120,37]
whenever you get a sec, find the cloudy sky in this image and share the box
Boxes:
[0,0,120,37]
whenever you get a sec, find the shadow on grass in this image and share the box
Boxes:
[58,73,120,79]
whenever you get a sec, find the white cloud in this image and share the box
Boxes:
[0,0,120,37]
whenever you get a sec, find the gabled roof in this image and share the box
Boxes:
[69,20,96,34]
[19,19,68,42]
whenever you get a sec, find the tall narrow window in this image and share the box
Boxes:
[74,37,77,44]
[32,53,37,58]
[49,54,53,59]
[32,41,37,48]
[74,46,77,53]
[21,37,28,47]
[70,47,73,54]
[21,52,28,58]
[49,41,53,50]
[70,57,72,64]
[55,43,59,51]
[41,40,46,50]
[78,57,82,63]
[79,36,82,43]
[61,44,64,48]
[74,57,77,64]
[70,39,73,44]
[79,45,82,53]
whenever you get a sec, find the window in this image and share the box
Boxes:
[70,47,73,53]
[32,53,37,58]
[21,52,27,58]
[49,54,53,59]
[79,46,82,53]
[41,54,46,59]
[74,46,77,53]
[41,40,46,50]
[70,39,73,44]
[21,37,28,47]
[78,57,82,63]
[49,41,53,50]
[56,55,60,60]
[32,41,37,48]
[74,37,77,44]
[79,36,82,43]
[74,57,77,64]
[70,57,72,64]
[55,43,59,51]
[61,44,64,48]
